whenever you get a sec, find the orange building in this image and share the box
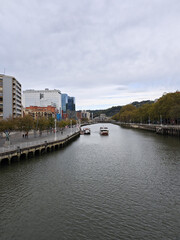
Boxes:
[76,111,82,119]
[62,111,68,120]
[24,106,56,119]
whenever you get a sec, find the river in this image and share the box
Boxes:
[0,123,179,240]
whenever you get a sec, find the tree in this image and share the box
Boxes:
[111,112,120,121]
[17,115,34,135]
[0,120,9,133]
[48,117,55,129]
[58,120,67,128]
[38,117,49,135]
[169,104,180,124]
[81,118,88,123]
[111,91,180,125]
[119,105,136,123]
[0,117,17,134]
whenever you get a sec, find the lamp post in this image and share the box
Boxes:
[70,120,72,135]
[160,115,162,126]
[55,118,57,140]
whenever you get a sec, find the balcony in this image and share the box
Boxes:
[16,93,21,98]
[16,106,21,112]
[17,110,22,114]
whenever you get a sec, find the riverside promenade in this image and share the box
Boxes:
[0,126,80,165]
[115,122,180,137]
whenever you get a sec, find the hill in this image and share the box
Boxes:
[88,106,122,118]
[85,100,153,118]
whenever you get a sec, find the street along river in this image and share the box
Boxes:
[0,123,180,240]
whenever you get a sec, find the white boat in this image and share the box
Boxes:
[83,128,91,135]
[100,127,109,136]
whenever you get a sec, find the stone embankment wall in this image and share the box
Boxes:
[115,123,180,137]
[0,131,80,166]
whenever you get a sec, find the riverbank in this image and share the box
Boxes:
[0,131,80,166]
[114,122,180,137]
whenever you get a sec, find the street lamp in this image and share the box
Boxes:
[70,120,72,135]
[160,115,162,126]
[55,118,57,140]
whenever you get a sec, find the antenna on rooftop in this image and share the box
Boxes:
[4,68,6,75]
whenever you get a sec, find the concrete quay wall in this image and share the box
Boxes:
[0,131,80,166]
[115,123,180,137]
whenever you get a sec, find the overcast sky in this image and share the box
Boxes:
[0,0,180,110]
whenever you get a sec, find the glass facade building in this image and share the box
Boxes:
[61,94,68,113]
[67,96,75,111]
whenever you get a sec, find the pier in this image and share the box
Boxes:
[0,130,80,166]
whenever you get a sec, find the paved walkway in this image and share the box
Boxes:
[0,127,80,153]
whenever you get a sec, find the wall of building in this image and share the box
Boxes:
[3,76,13,118]
[23,89,62,114]
[24,105,56,119]
[67,96,75,111]
[0,77,3,119]
[61,93,68,112]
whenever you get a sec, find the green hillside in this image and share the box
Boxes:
[85,100,154,118]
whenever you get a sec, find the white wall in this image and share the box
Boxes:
[23,90,62,113]
[3,76,13,118]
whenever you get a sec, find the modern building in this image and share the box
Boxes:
[24,105,56,120]
[67,96,75,111]
[77,110,91,120]
[67,109,77,119]
[23,89,62,114]
[61,93,68,113]
[0,74,22,119]
[76,111,82,120]
[61,94,76,119]
[99,114,107,121]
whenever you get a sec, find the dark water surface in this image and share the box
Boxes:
[0,124,180,240]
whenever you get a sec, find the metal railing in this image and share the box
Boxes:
[0,127,80,154]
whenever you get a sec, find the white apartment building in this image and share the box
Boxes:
[0,74,22,119]
[81,110,91,120]
[23,89,62,113]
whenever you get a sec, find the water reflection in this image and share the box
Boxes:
[0,124,179,240]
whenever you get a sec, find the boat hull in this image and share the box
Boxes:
[100,132,108,136]
[99,127,109,136]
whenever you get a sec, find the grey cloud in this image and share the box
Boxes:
[0,0,180,109]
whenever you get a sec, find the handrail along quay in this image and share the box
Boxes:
[116,123,180,137]
[0,131,80,166]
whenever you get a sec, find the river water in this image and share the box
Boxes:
[0,123,180,240]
